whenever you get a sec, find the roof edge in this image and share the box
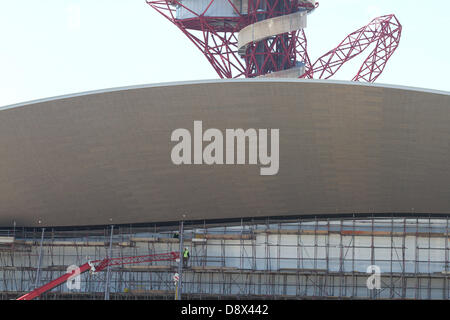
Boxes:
[1,79,449,111]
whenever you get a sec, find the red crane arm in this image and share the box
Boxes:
[92,251,180,272]
[16,251,180,300]
[16,262,92,301]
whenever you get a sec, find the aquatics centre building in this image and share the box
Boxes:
[0,79,450,299]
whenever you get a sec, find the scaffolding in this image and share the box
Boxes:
[0,215,449,300]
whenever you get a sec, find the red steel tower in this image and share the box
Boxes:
[147,0,402,82]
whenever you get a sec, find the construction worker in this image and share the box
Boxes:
[182,247,190,268]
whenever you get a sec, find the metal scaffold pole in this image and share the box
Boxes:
[104,225,114,300]
[176,219,184,300]
[34,228,45,293]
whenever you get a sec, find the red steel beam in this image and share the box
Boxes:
[302,14,402,82]
[16,251,180,300]
[147,1,401,82]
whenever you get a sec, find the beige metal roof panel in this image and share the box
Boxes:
[0,80,449,227]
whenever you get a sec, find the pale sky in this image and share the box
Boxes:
[0,0,449,107]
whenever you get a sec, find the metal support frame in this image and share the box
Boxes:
[176,220,184,300]
[104,225,114,300]
[2,216,449,300]
[302,14,402,82]
[34,228,45,292]
[146,1,401,82]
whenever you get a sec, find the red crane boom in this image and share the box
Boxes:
[16,251,180,300]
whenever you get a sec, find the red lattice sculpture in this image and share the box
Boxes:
[147,0,401,82]
[302,14,402,82]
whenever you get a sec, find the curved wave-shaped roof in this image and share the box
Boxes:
[0,79,449,227]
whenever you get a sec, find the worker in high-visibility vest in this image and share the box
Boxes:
[182,248,190,268]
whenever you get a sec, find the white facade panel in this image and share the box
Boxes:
[176,0,239,19]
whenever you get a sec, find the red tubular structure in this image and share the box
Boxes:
[16,251,179,300]
[302,14,402,82]
[147,0,401,82]
[243,0,300,77]
[148,0,247,78]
